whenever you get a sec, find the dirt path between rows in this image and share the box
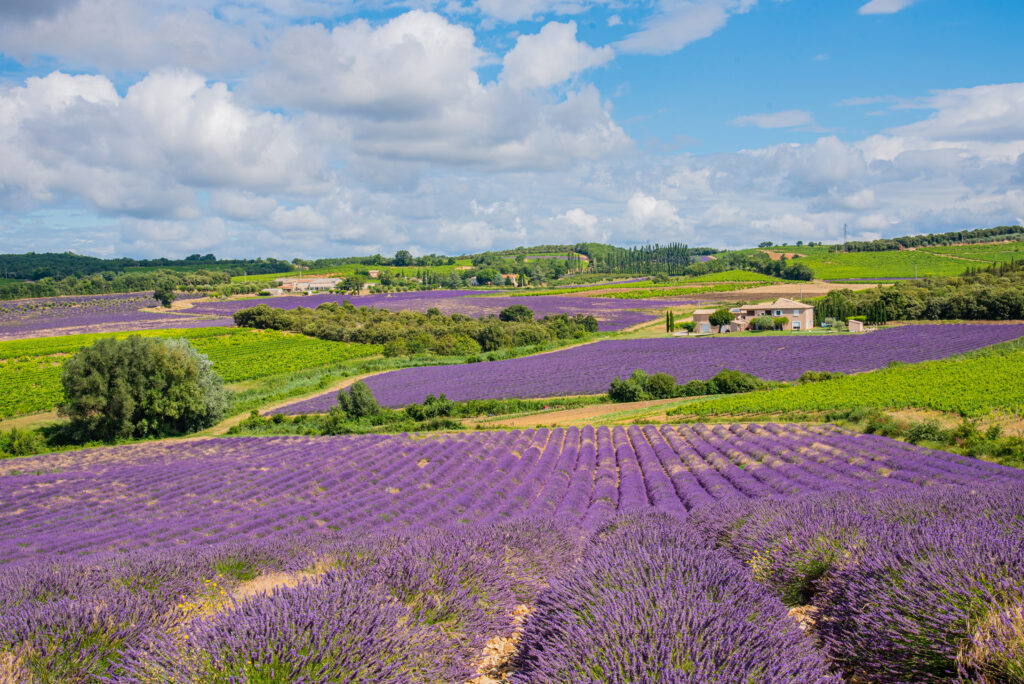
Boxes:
[469,397,683,429]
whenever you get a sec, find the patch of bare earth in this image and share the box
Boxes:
[735,280,879,297]
[467,604,533,684]
[470,397,681,429]
[761,250,807,260]
[0,652,27,684]
[231,571,310,602]
[788,605,819,632]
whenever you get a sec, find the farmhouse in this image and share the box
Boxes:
[692,297,814,333]
[275,277,343,293]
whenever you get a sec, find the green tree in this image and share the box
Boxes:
[153,284,176,308]
[337,381,381,418]
[475,268,498,285]
[646,372,677,399]
[708,308,734,328]
[707,369,764,394]
[393,250,413,267]
[499,304,535,323]
[342,275,365,295]
[749,315,777,331]
[609,373,648,402]
[782,263,813,281]
[59,337,228,440]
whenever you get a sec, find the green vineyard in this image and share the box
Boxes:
[0,328,381,418]
[672,340,1024,419]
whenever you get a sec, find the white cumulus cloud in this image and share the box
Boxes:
[858,0,918,15]
[502,21,614,91]
[615,0,758,55]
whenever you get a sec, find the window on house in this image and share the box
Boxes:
[774,310,782,316]
[793,321,801,330]
[793,309,799,316]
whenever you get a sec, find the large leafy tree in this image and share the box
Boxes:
[708,308,734,327]
[60,337,228,440]
[499,304,534,323]
[337,381,381,418]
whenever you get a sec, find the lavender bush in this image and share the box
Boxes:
[689,482,1024,682]
[511,512,841,683]
[275,323,1024,411]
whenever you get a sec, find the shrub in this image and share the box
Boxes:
[906,419,947,444]
[336,381,381,419]
[707,369,764,394]
[797,370,846,384]
[0,428,47,458]
[608,374,648,402]
[646,372,677,399]
[59,336,228,440]
[498,304,534,323]
[750,315,777,331]
[678,379,709,396]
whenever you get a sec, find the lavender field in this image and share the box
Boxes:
[0,293,227,340]
[1,426,1021,682]
[188,289,690,331]
[0,287,696,340]
[278,323,1024,411]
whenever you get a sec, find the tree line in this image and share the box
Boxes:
[0,252,291,281]
[813,259,1024,324]
[835,225,1024,253]
[573,243,813,281]
[233,302,599,357]
[0,269,236,301]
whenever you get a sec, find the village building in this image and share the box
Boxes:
[274,277,343,293]
[691,297,814,334]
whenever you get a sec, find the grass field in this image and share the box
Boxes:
[917,241,1024,262]
[0,328,382,418]
[669,337,1024,419]
[593,282,764,299]
[753,241,1024,279]
[684,269,779,282]
[229,260,475,283]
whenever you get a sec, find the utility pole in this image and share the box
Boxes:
[843,224,848,253]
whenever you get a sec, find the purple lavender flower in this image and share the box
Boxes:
[275,323,1024,411]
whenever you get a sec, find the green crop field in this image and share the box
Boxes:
[750,242,1024,279]
[593,282,763,299]
[229,260,474,284]
[683,270,778,282]
[669,339,1024,419]
[917,241,1024,263]
[0,328,381,418]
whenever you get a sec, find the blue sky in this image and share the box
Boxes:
[0,0,1022,258]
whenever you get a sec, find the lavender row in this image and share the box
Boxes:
[1,430,1022,681]
[689,483,1024,682]
[511,514,840,682]
[1,424,1018,566]
[277,323,1024,411]
[4,484,1023,681]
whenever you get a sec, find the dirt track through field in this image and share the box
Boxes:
[469,397,683,429]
